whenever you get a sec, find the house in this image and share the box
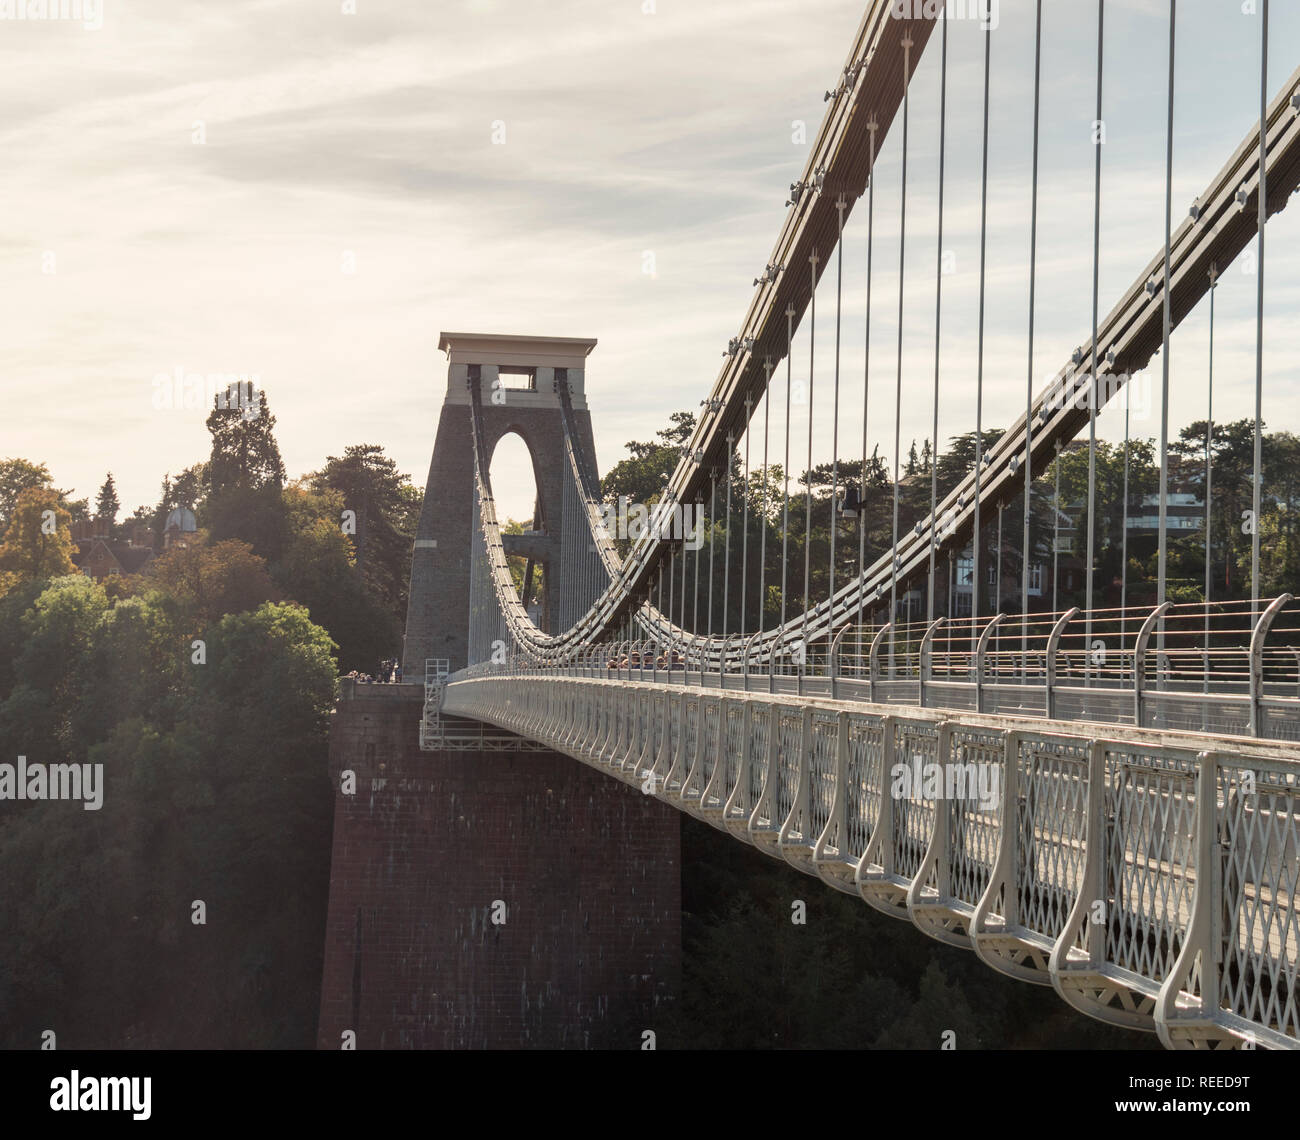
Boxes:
[68,516,155,582]
[71,538,155,582]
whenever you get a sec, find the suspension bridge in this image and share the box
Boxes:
[322,0,1300,1050]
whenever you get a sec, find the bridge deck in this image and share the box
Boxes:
[443,669,1300,1050]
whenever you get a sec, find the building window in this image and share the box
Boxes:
[987,562,997,586]
[1029,563,1043,592]
[496,366,537,392]
[956,556,973,586]
[954,592,972,618]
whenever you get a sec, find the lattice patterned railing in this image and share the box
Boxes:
[445,671,1300,1050]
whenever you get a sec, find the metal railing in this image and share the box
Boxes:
[444,670,1300,1050]
[460,597,1300,742]
[417,658,450,750]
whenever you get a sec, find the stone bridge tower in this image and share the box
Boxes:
[318,333,681,1050]
[402,332,600,675]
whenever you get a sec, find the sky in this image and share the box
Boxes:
[2,0,1298,527]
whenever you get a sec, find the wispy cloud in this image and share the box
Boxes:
[0,0,1296,525]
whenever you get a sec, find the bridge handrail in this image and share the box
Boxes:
[1250,594,1293,736]
[443,669,1300,1050]
[867,622,892,702]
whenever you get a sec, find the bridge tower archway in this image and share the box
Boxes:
[487,428,550,633]
[403,332,600,674]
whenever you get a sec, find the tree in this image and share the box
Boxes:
[1260,506,1300,598]
[203,483,286,565]
[203,387,287,562]
[189,601,337,753]
[273,485,397,671]
[95,473,120,528]
[71,589,187,748]
[172,465,206,510]
[906,440,919,476]
[309,444,417,622]
[0,487,76,589]
[601,412,698,508]
[1171,418,1257,595]
[0,576,44,695]
[149,474,174,547]
[0,458,54,532]
[0,590,337,1049]
[935,430,1005,500]
[206,385,285,496]
[5,574,109,756]
[149,537,277,627]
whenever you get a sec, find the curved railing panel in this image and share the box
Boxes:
[443,671,1300,1050]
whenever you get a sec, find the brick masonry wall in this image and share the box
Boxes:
[317,684,681,1049]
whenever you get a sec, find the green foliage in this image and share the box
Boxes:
[0,487,76,588]
[71,591,189,754]
[191,602,338,747]
[148,537,277,629]
[203,386,287,561]
[500,517,544,606]
[0,587,336,1048]
[201,484,287,565]
[16,575,109,711]
[663,817,1157,1050]
[0,457,54,532]
[0,426,396,1049]
[274,485,395,671]
[205,386,285,497]
[601,411,697,507]
[610,409,1300,631]
[308,443,418,625]
[172,465,206,511]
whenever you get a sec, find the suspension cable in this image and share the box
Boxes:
[973,19,992,645]
[1157,0,1177,618]
[830,195,846,616]
[1053,439,1061,614]
[741,396,752,639]
[708,468,717,635]
[693,493,701,633]
[996,503,1003,614]
[667,544,675,649]
[1022,0,1042,644]
[1121,389,1130,612]
[782,305,794,637]
[803,251,818,627]
[1085,0,1105,681]
[724,435,734,636]
[680,520,688,632]
[929,17,948,624]
[891,35,911,658]
[1251,0,1268,604]
[759,358,772,635]
[1205,264,1217,691]
[859,120,878,627]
